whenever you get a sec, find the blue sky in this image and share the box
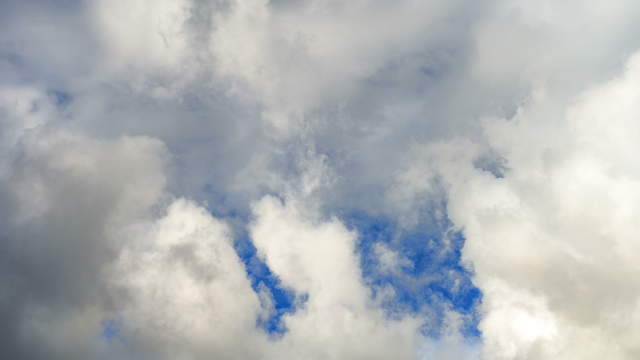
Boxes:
[232,205,482,338]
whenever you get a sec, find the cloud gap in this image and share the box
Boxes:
[343,200,482,340]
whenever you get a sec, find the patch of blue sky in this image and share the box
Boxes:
[203,189,301,336]
[233,228,301,336]
[230,204,481,339]
[100,317,122,342]
[343,200,482,339]
[204,186,480,338]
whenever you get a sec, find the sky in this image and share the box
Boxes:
[1,1,640,359]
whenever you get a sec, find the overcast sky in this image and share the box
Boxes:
[2,1,640,359]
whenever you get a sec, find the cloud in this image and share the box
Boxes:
[0,97,168,358]
[3,1,640,359]
[210,0,470,132]
[250,195,422,359]
[110,199,266,360]
[439,52,640,359]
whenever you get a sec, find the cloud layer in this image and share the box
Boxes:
[2,1,640,359]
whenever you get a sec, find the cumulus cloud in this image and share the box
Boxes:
[3,0,640,359]
[250,195,421,359]
[0,100,168,358]
[444,54,640,359]
[111,199,266,360]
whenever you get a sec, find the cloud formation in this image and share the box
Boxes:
[448,54,640,359]
[2,0,640,359]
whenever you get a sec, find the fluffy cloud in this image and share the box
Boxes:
[0,84,428,359]
[93,0,193,72]
[0,90,168,358]
[250,195,421,359]
[111,199,266,360]
[3,0,640,359]
[440,52,640,359]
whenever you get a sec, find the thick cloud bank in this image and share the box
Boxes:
[2,1,640,359]
[451,55,640,359]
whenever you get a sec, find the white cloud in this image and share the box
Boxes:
[250,195,422,359]
[111,199,267,360]
[93,0,193,72]
[441,52,640,359]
